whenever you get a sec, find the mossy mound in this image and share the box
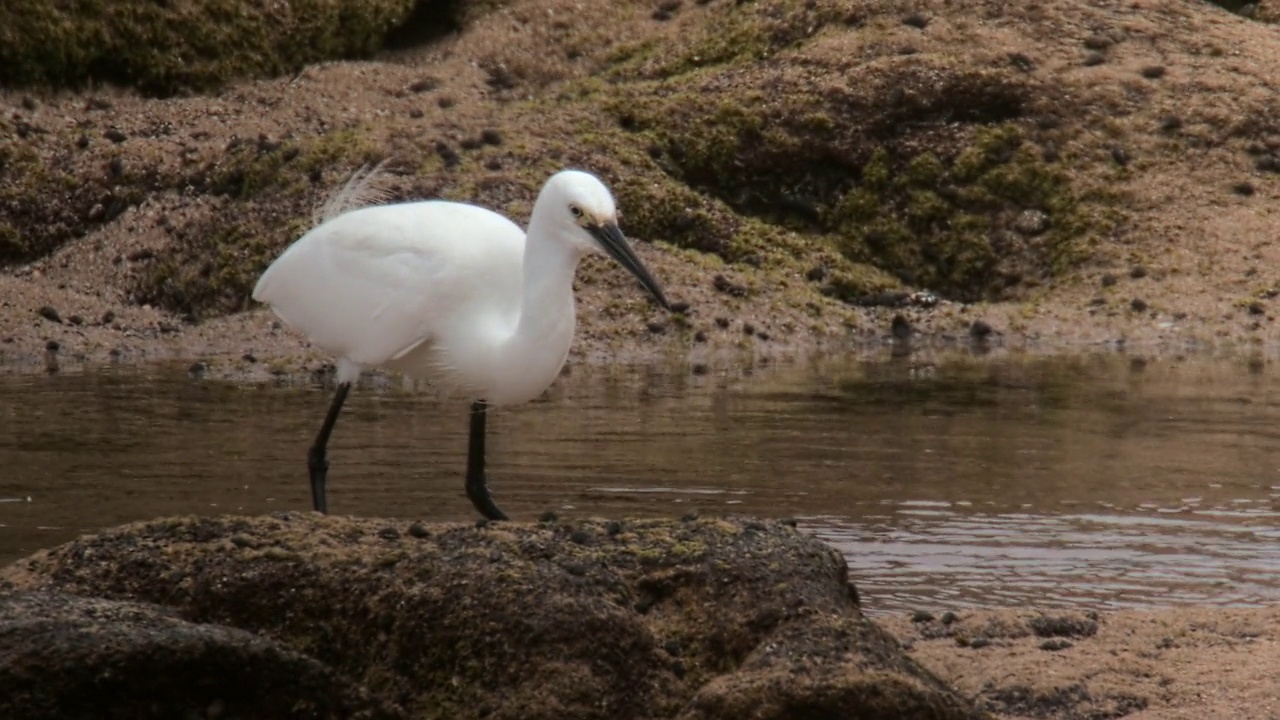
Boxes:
[0,514,988,720]
[0,0,417,96]
[612,51,1099,302]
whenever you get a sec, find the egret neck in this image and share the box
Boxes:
[495,204,581,404]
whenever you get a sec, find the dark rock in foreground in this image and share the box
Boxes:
[0,515,988,720]
[0,591,399,720]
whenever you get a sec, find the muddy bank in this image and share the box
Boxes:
[0,514,985,720]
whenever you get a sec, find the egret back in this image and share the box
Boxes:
[253,201,526,374]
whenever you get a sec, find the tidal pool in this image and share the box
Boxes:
[2,352,1278,615]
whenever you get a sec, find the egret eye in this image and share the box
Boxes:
[569,205,584,220]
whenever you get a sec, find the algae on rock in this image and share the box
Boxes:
[0,0,417,96]
[0,514,990,720]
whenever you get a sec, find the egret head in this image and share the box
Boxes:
[542,170,670,310]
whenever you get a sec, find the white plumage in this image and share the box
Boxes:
[253,168,670,518]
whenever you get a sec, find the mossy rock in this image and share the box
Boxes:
[0,592,401,720]
[0,514,989,720]
[829,126,1091,301]
[0,137,155,265]
[0,0,419,96]
[1,0,1129,319]
[131,129,380,316]
[611,53,1103,303]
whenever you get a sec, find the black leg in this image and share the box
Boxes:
[307,382,351,514]
[466,400,508,521]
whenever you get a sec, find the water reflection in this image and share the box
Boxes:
[2,353,1279,615]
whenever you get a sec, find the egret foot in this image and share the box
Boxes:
[308,382,351,514]
[467,400,508,521]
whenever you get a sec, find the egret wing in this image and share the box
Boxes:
[253,201,525,368]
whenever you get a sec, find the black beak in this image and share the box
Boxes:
[589,222,670,310]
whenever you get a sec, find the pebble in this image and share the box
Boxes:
[1014,209,1050,236]
[1083,34,1113,50]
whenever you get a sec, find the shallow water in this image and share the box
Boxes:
[2,353,1280,615]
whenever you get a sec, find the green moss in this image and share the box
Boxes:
[211,129,373,201]
[860,148,892,193]
[831,189,880,228]
[952,124,1024,182]
[901,153,946,188]
[823,264,901,303]
[0,0,416,96]
[139,225,273,317]
[825,124,1099,301]
[905,189,950,228]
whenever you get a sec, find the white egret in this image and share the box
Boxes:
[253,168,670,520]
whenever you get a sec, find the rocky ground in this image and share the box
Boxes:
[4,0,1280,717]
[5,0,1280,377]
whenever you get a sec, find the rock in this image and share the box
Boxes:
[1083,34,1113,50]
[1029,613,1098,638]
[683,615,978,719]
[712,274,748,297]
[0,592,400,720]
[0,515,985,720]
[0,0,417,96]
